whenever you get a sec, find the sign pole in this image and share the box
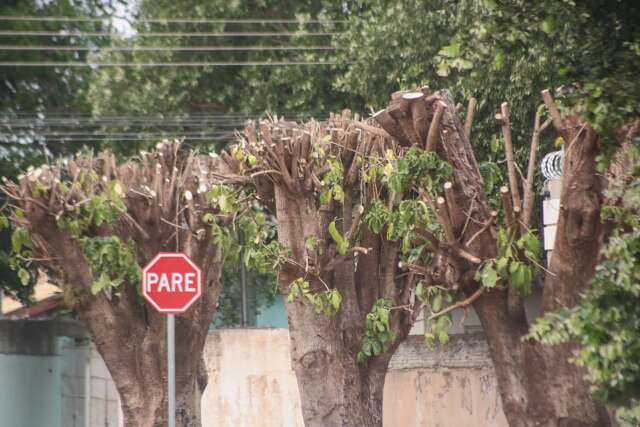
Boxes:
[142,252,202,427]
[168,313,176,427]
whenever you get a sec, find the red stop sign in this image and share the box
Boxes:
[142,252,202,313]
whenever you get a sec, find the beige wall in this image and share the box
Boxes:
[383,334,508,427]
[202,329,304,427]
[202,329,508,427]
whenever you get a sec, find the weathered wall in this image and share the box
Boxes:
[1,321,510,426]
[201,329,508,427]
[202,328,305,427]
[384,334,508,427]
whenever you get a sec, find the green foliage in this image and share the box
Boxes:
[328,220,348,256]
[87,0,361,154]
[57,179,126,238]
[416,283,454,346]
[320,157,345,204]
[475,228,540,296]
[242,211,289,274]
[7,227,36,289]
[364,200,392,234]
[450,0,640,137]
[387,147,453,196]
[287,278,342,316]
[357,299,395,362]
[206,184,238,215]
[530,230,640,423]
[78,236,140,296]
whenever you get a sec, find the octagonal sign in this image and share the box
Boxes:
[142,252,202,313]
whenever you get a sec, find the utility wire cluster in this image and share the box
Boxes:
[0,113,327,145]
[0,14,345,67]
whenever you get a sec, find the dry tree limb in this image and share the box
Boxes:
[424,94,440,105]
[353,121,393,140]
[372,109,410,146]
[522,115,552,228]
[498,102,522,210]
[403,92,429,145]
[465,211,497,248]
[464,97,477,141]
[389,101,420,146]
[443,181,465,231]
[427,287,484,320]
[500,186,515,230]
[541,89,567,142]
[426,101,446,152]
[437,196,457,244]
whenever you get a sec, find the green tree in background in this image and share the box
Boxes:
[87,0,362,128]
[1,0,124,303]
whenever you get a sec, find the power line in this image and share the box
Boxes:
[0,30,338,38]
[0,44,339,52]
[1,136,237,143]
[0,60,341,67]
[2,131,239,136]
[0,16,346,24]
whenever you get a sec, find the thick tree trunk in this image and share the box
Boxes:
[470,118,611,426]
[285,300,389,426]
[272,183,406,427]
[81,293,212,427]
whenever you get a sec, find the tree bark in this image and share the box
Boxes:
[274,188,401,427]
[464,105,610,426]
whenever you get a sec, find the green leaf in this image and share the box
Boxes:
[436,62,450,77]
[328,221,348,256]
[18,268,30,286]
[432,293,443,312]
[478,261,498,288]
[305,236,318,251]
[329,289,342,312]
[496,257,509,277]
[91,272,110,295]
[0,215,10,229]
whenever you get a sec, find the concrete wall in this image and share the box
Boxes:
[201,329,508,427]
[0,319,122,427]
[1,320,510,426]
[384,334,508,427]
[202,329,304,427]
[0,319,62,427]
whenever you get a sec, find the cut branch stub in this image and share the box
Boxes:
[498,102,522,210]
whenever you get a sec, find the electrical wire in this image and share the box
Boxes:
[0,16,346,24]
[0,30,338,37]
[0,60,342,67]
[0,45,338,51]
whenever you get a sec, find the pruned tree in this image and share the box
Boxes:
[229,113,420,426]
[1,141,246,427]
[370,88,621,426]
[230,85,638,426]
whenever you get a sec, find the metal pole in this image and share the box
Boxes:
[84,344,91,427]
[167,314,175,427]
[240,254,248,327]
[239,231,248,327]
